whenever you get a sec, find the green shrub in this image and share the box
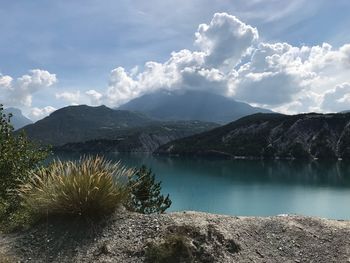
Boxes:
[127,165,171,214]
[0,198,36,232]
[145,234,194,263]
[0,105,48,229]
[18,156,134,218]
[0,105,49,199]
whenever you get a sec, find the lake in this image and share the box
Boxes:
[55,153,350,219]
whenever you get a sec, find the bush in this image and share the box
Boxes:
[18,156,134,218]
[145,234,194,263]
[127,165,171,214]
[0,105,48,198]
[0,105,48,228]
[0,199,36,232]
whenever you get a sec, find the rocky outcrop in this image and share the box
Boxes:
[156,113,350,160]
[56,131,196,153]
[54,120,219,153]
[1,211,349,262]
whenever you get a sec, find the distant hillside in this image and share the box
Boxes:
[118,90,272,124]
[19,105,218,152]
[4,107,32,130]
[56,120,218,153]
[156,113,350,160]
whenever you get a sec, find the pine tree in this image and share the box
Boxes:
[127,165,171,214]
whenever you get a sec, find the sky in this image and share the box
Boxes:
[1,0,350,120]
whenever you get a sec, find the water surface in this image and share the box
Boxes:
[55,153,350,219]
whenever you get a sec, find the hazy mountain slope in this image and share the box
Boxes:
[118,90,272,124]
[19,105,218,152]
[56,120,218,153]
[156,113,350,160]
[3,107,32,130]
[19,105,155,146]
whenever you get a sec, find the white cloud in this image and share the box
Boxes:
[0,69,57,108]
[106,67,139,106]
[29,106,57,121]
[231,42,350,112]
[322,83,350,112]
[0,75,13,89]
[55,91,81,104]
[195,12,258,68]
[86,89,103,105]
[99,12,350,113]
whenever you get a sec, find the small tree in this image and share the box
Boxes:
[127,166,171,214]
[0,104,48,214]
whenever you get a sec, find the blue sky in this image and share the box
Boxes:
[1,0,350,119]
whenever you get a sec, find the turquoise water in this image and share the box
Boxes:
[55,153,350,219]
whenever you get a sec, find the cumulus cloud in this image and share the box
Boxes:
[69,12,350,113]
[195,12,258,68]
[55,91,81,104]
[86,89,103,105]
[0,75,13,89]
[0,69,57,107]
[29,106,57,121]
[322,83,350,112]
[102,13,257,106]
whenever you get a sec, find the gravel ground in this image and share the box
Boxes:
[0,211,350,262]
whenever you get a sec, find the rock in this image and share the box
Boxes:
[156,113,350,160]
[0,211,349,262]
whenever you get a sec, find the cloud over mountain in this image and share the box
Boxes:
[322,83,350,112]
[101,13,350,113]
[3,12,350,117]
[29,106,57,121]
[0,69,57,108]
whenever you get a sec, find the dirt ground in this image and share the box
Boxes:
[0,211,349,262]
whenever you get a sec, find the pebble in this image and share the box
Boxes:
[1,212,348,262]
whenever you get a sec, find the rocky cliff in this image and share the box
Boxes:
[156,113,350,160]
[54,120,218,153]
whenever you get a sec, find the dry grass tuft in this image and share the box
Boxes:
[18,156,134,218]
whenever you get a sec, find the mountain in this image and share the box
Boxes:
[19,105,153,146]
[118,90,272,124]
[19,105,218,152]
[3,107,32,130]
[156,112,350,160]
[56,120,218,153]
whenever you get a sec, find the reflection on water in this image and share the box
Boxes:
[53,153,350,219]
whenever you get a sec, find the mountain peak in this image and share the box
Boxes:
[3,107,32,130]
[118,90,272,124]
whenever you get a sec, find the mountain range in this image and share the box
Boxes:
[18,90,275,152]
[19,105,218,152]
[156,112,350,160]
[15,101,350,159]
[3,107,32,130]
[118,90,272,124]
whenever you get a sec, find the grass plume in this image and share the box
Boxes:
[18,156,134,218]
